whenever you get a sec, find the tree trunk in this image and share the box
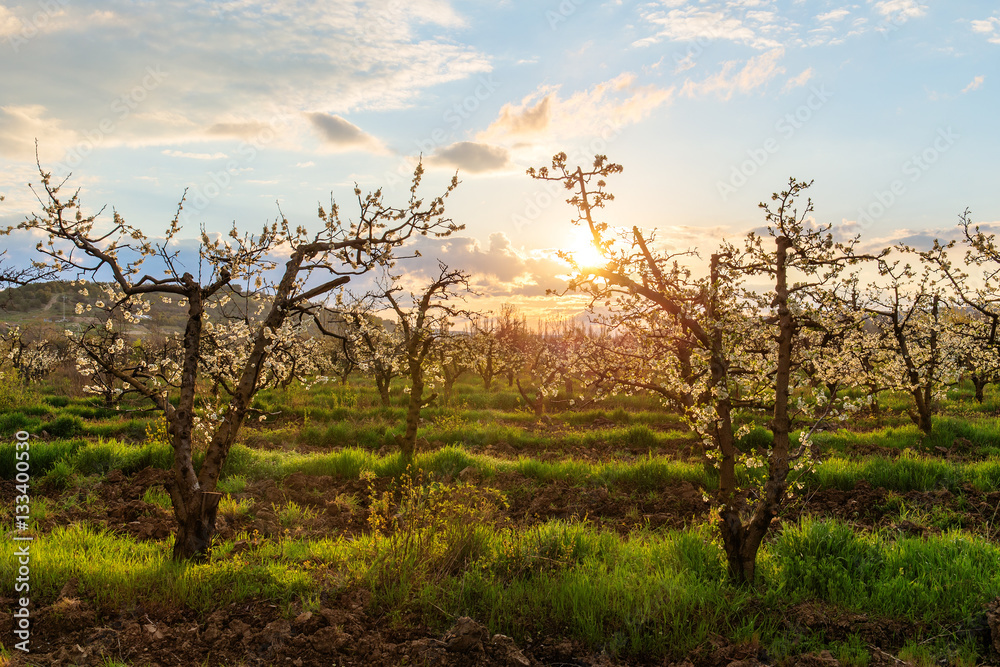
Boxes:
[909,394,933,434]
[401,377,424,461]
[868,384,881,417]
[167,281,211,559]
[973,374,988,403]
[718,237,794,585]
[719,508,773,584]
[515,378,544,416]
[171,489,222,560]
[707,253,760,584]
[480,356,494,392]
[376,376,391,407]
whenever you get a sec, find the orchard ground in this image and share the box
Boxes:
[4,374,1000,665]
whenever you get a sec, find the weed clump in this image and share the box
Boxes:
[363,467,508,606]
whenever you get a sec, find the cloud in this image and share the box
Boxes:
[971,17,999,33]
[871,0,927,24]
[637,1,932,49]
[306,113,385,153]
[0,0,490,160]
[681,48,786,99]
[970,15,1000,44]
[962,75,985,93]
[479,74,674,146]
[426,142,511,174]
[781,67,814,92]
[205,120,274,139]
[161,149,228,160]
[0,105,77,161]
[0,6,23,37]
[635,5,782,50]
[488,96,553,137]
[817,9,851,22]
[372,232,575,302]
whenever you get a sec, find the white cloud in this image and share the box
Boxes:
[871,0,927,23]
[817,9,851,22]
[681,48,786,99]
[781,67,814,92]
[161,150,228,160]
[0,0,490,159]
[635,5,782,50]
[0,6,23,37]
[479,73,674,146]
[970,17,999,33]
[399,233,574,300]
[0,105,77,161]
[962,75,985,93]
[970,15,1000,44]
[637,1,932,49]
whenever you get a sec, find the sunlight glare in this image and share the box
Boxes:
[567,228,605,269]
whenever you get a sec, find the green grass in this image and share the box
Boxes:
[449,522,741,657]
[0,524,316,613]
[219,442,713,492]
[0,438,82,478]
[11,368,1000,664]
[69,438,174,476]
[6,516,994,661]
[765,518,1000,624]
[142,486,172,509]
[810,453,961,492]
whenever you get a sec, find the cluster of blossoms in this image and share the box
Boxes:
[0,325,65,383]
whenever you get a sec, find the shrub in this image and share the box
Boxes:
[42,415,84,438]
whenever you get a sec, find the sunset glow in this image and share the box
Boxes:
[0,1,997,319]
[564,228,606,272]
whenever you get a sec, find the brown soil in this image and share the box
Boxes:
[787,480,1000,538]
[0,588,547,666]
[0,589,958,667]
[10,466,1000,666]
[15,466,713,550]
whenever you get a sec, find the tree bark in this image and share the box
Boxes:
[171,490,222,561]
[973,374,988,404]
[401,348,426,461]
[376,375,391,407]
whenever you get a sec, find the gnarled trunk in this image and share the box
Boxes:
[973,374,988,404]
[171,489,222,560]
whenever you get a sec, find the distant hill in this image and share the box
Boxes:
[0,280,393,337]
[0,280,252,334]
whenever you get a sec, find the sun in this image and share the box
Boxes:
[565,228,606,269]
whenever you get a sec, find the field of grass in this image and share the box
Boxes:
[2,374,1000,665]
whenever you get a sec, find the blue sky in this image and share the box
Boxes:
[1,0,997,316]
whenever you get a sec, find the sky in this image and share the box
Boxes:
[0,0,997,319]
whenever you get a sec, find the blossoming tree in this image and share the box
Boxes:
[10,162,462,559]
[529,154,873,583]
[382,262,472,460]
